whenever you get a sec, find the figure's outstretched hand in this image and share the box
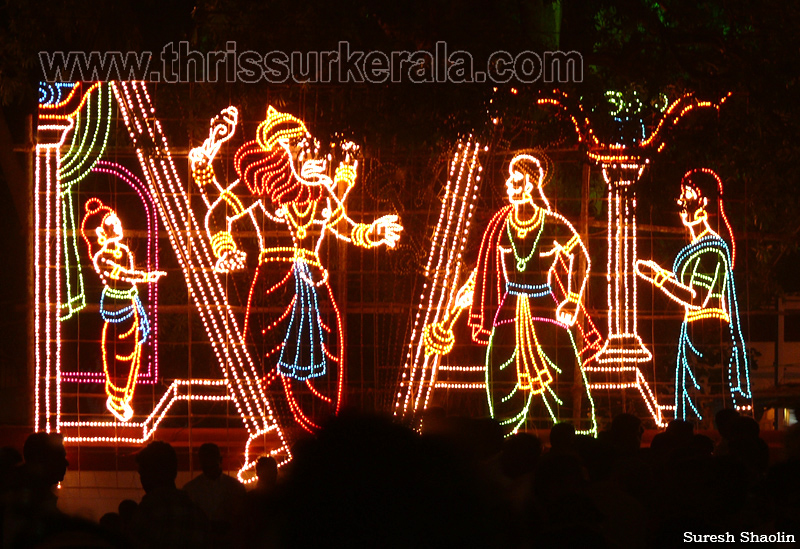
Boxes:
[209,106,239,146]
[370,215,403,248]
[556,299,579,326]
[214,249,247,273]
[190,107,240,165]
[636,259,670,286]
[146,270,167,283]
[338,140,361,164]
[453,271,476,311]
[422,322,455,356]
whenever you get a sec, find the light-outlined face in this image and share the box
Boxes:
[97,212,123,244]
[505,170,533,204]
[505,154,544,206]
[678,184,708,227]
[285,133,331,187]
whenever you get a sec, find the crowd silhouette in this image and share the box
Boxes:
[1,407,798,548]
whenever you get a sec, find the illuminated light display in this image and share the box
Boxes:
[67,161,162,385]
[35,82,106,433]
[537,90,731,425]
[38,82,76,107]
[60,379,232,444]
[80,198,165,422]
[636,169,751,419]
[190,104,402,434]
[35,84,168,441]
[419,154,597,436]
[394,139,483,424]
[57,83,112,321]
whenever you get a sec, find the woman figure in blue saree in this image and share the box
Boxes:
[636,169,751,420]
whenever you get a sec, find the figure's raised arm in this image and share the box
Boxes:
[322,144,403,248]
[188,108,249,273]
[189,107,239,206]
[636,259,699,309]
[189,107,239,166]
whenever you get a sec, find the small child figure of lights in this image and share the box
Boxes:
[81,198,166,422]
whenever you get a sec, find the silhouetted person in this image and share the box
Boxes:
[766,406,800,537]
[501,432,542,479]
[688,434,715,458]
[714,408,740,456]
[273,411,496,548]
[0,446,22,491]
[534,450,608,547]
[727,415,769,477]
[607,413,643,458]
[495,432,542,548]
[21,432,69,507]
[549,422,577,455]
[99,511,123,536]
[244,456,280,547]
[130,441,210,549]
[255,456,278,493]
[183,442,245,546]
[2,433,68,546]
[4,433,115,547]
[118,498,137,540]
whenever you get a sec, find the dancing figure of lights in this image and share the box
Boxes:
[636,169,751,420]
[423,154,596,436]
[190,106,402,433]
[81,199,165,422]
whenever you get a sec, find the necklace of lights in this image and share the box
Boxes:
[507,207,544,271]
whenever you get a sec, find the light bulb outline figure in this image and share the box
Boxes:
[422,153,597,436]
[81,198,166,422]
[190,105,402,433]
[635,169,751,419]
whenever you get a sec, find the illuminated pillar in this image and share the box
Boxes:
[595,160,652,364]
[34,119,73,432]
[587,158,664,424]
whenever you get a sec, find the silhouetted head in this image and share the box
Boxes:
[609,413,643,456]
[664,419,695,455]
[197,443,223,480]
[256,456,278,488]
[501,432,543,479]
[715,408,740,441]
[689,434,715,458]
[729,415,760,441]
[136,441,177,493]
[0,446,22,472]
[23,432,68,486]
[118,499,137,522]
[549,422,577,453]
